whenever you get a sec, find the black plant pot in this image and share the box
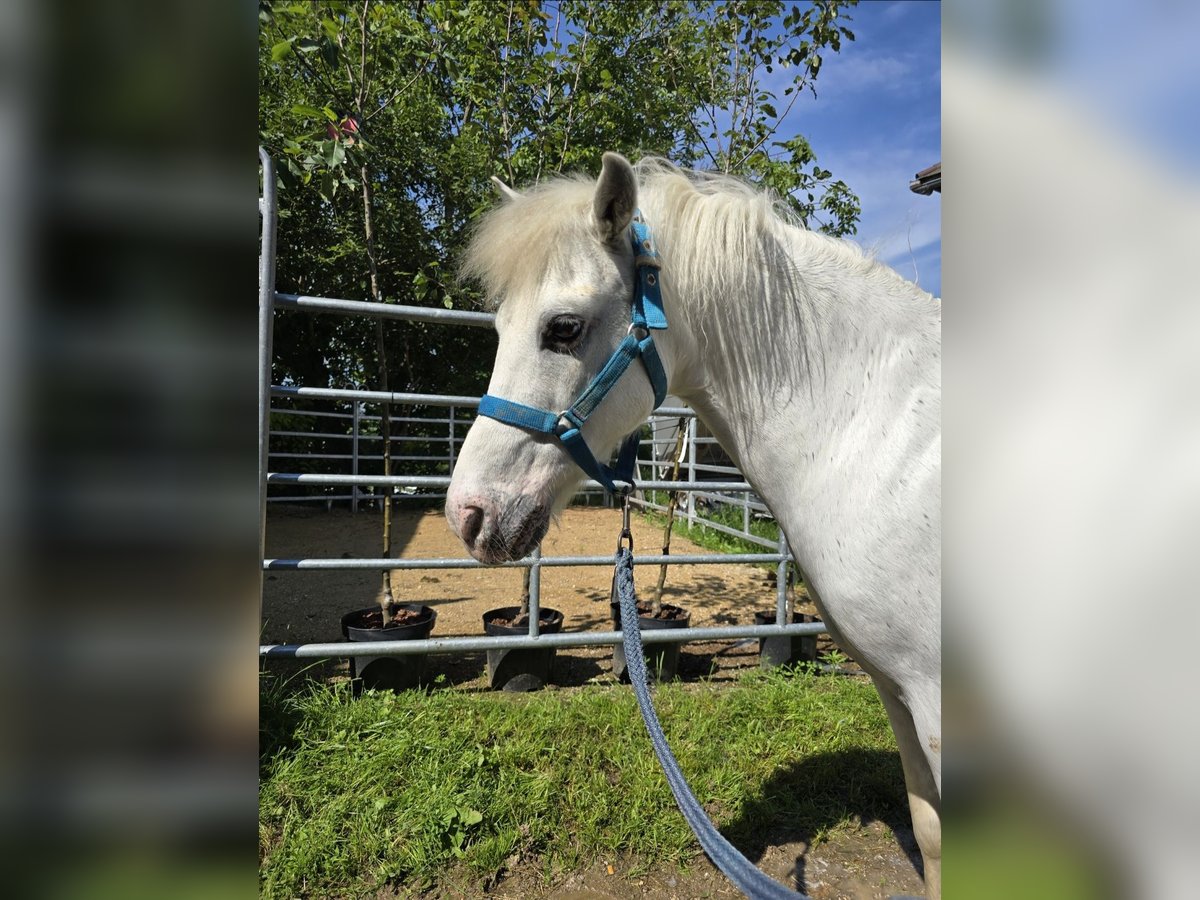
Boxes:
[481,606,565,692]
[611,602,691,682]
[342,604,437,693]
[754,610,819,670]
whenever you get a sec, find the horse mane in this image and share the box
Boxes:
[461,157,928,314]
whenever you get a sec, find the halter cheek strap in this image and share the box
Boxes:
[477,211,668,493]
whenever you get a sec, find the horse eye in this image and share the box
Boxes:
[543,316,584,350]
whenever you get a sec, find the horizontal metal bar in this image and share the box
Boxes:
[688,463,744,475]
[266,472,755,492]
[269,407,355,420]
[271,434,457,445]
[677,514,778,548]
[267,494,357,502]
[275,293,497,327]
[272,385,695,418]
[268,473,450,487]
[263,551,786,570]
[689,491,769,512]
[271,409,471,427]
[356,412,475,424]
[271,429,358,441]
[260,621,827,658]
[627,499,777,548]
[272,385,481,407]
[267,459,447,469]
[269,451,360,460]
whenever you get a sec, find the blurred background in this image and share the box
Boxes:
[0,1,255,897]
[0,0,1197,896]
[943,1,1200,897]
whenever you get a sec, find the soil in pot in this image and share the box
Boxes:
[342,603,437,693]
[611,602,691,682]
[753,610,820,670]
[482,606,564,692]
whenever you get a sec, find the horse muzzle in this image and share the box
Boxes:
[446,489,550,564]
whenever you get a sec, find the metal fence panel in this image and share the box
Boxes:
[257,150,821,662]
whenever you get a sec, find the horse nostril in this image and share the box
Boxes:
[459,505,484,546]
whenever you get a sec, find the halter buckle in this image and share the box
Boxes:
[627,322,650,341]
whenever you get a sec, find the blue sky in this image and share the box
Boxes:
[782,0,941,296]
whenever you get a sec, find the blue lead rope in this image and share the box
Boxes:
[615,546,810,900]
[477,211,669,493]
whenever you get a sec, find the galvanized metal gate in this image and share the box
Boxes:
[257,150,826,663]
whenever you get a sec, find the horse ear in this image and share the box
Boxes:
[490,176,521,202]
[593,152,637,242]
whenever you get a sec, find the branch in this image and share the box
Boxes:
[534,2,563,182]
[270,19,354,114]
[732,64,805,170]
[688,117,721,169]
[558,7,595,171]
[358,0,369,109]
[363,68,427,123]
[500,1,515,182]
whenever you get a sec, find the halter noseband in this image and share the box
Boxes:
[476,211,668,493]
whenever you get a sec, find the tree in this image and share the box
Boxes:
[259,0,860,380]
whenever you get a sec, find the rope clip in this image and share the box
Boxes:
[616,488,634,552]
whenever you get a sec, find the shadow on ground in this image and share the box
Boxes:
[721,747,922,895]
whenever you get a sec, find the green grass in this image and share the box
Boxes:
[260,668,901,897]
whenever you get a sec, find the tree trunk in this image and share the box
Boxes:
[361,162,394,624]
[519,567,531,620]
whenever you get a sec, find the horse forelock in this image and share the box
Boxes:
[460,175,599,309]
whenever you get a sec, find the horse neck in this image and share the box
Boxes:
[656,219,941,531]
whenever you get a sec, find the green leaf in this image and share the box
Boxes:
[461,808,483,825]
[320,139,343,167]
[290,104,322,119]
[295,38,320,54]
[762,103,777,118]
[270,40,293,62]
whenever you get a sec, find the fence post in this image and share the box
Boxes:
[687,418,697,528]
[351,401,361,513]
[775,532,790,625]
[447,404,456,475]
[258,148,277,625]
[527,544,542,638]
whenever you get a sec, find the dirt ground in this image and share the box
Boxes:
[262,505,925,899]
[433,819,925,900]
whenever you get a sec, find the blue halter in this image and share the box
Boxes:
[477,211,668,493]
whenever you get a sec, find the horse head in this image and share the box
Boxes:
[446,153,666,563]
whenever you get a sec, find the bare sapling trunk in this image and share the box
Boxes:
[362,163,394,624]
[519,567,531,622]
[651,418,689,617]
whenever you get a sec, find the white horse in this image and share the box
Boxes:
[446,153,941,898]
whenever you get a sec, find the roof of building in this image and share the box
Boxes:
[909,162,941,195]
